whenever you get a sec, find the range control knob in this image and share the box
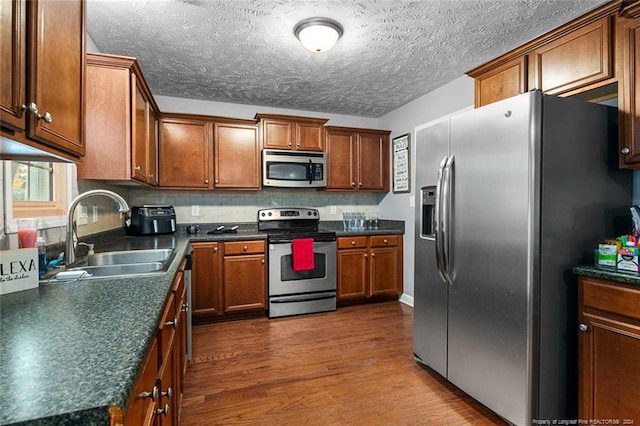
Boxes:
[307,211,312,216]
[260,212,265,217]
[268,212,272,216]
[313,211,318,216]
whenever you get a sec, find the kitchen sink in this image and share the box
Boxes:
[87,248,174,266]
[47,248,176,281]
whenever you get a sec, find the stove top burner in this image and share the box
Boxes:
[258,207,335,243]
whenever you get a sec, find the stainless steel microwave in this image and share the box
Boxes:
[262,149,326,188]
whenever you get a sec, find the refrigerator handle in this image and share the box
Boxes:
[434,156,448,283]
[442,155,455,286]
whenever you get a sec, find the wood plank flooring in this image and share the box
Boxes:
[182,302,506,425]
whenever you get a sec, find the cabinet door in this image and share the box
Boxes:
[148,110,159,186]
[578,313,640,422]
[474,56,526,108]
[370,246,399,297]
[296,121,324,151]
[28,0,85,155]
[191,243,223,316]
[223,254,266,312]
[159,118,212,188]
[529,16,614,96]
[214,122,260,189]
[337,249,368,300]
[326,128,357,190]
[171,268,186,423]
[358,132,389,191]
[124,338,158,426]
[262,118,293,150]
[157,334,176,426]
[0,0,26,132]
[132,79,148,183]
[618,6,640,167]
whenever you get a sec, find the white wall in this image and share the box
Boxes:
[155,95,379,129]
[377,75,475,305]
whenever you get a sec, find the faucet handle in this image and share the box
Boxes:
[78,242,95,255]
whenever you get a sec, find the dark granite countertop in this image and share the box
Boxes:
[0,219,405,425]
[573,265,640,286]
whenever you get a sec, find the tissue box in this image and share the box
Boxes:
[597,244,618,267]
[617,247,640,272]
[0,248,39,294]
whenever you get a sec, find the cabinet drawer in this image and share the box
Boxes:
[370,235,398,247]
[224,240,265,255]
[338,236,367,249]
[582,278,640,321]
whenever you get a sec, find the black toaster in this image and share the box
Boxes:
[127,205,176,236]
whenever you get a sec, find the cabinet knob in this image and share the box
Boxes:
[351,182,356,187]
[165,317,178,327]
[215,179,219,184]
[138,385,158,401]
[578,323,588,332]
[261,258,265,264]
[358,182,362,186]
[214,247,218,253]
[148,173,154,178]
[288,142,292,147]
[205,179,209,184]
[156,404,169,416]
[351,240,356,245]
[383,239,388,244]
[364,253,368,259]
[37,111,53,123]
[243,245,248,251]
[21,102,38,114]
[182,303,188,312]
[296,142,300,147]
[134,165,141,171]
[371,252,376,257]
[621,147,630,155]
[161,387,173,399]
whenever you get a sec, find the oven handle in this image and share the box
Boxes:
[271,294,336,304]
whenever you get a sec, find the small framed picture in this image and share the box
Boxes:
[392,133,410,193]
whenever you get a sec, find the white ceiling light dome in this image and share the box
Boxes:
[294,17,343,53]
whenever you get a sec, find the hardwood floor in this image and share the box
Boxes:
[182,302,506,425]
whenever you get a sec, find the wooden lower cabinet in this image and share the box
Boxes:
[578,276,640,423]
[191,240,267,320]
[123,260,187,426]
[337,234,403,302]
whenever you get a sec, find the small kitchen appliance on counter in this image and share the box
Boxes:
[127,205,176,236]
[258,207,337,318]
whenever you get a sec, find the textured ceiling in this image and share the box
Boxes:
[87,0,607,118]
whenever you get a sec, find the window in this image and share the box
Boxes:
[3,161,74,231]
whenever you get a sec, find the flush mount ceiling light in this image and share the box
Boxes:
[294,17,343,53]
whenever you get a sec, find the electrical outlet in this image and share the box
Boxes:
[92,205,99,223]
[330,205,337,215]
[191,205,200,217]
[78,205,89,225]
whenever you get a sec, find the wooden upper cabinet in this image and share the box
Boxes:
[618,2,640,167]
[79,53,159,186]
[528,16,615,96]
[256,113,328,151]
[159,115,212,188]
[325,126,390,192]
[0,0,85,160]
[474,56,527,108]
[214,121,260,189]
[467,3,621,107]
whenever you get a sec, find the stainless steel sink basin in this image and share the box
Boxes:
[68,262,165,277]
[47,248,176,281]
[87,249,174,266]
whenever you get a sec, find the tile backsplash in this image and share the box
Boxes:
[129,187,385,223]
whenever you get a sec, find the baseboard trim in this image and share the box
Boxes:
[399,293,414,307]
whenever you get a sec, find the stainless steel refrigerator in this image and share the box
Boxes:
[413,91,631,425]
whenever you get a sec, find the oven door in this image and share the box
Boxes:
[268,240,336,296]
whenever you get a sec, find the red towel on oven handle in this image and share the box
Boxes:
[292,238,315,271]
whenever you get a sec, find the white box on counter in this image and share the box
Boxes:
[0,248,39,295]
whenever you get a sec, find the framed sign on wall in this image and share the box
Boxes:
[392,133,410,193]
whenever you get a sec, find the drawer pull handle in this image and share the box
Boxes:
[161,387,173,399]
[243,245,248,251]
[578,323,588,332]
[165,317,178,327]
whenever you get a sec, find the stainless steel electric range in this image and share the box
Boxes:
[258,208,337,318]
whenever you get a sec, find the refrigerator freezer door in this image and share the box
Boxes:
[414,120,450,377]
[446,93,537,426]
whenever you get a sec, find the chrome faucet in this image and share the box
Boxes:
[65,189,129,265]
